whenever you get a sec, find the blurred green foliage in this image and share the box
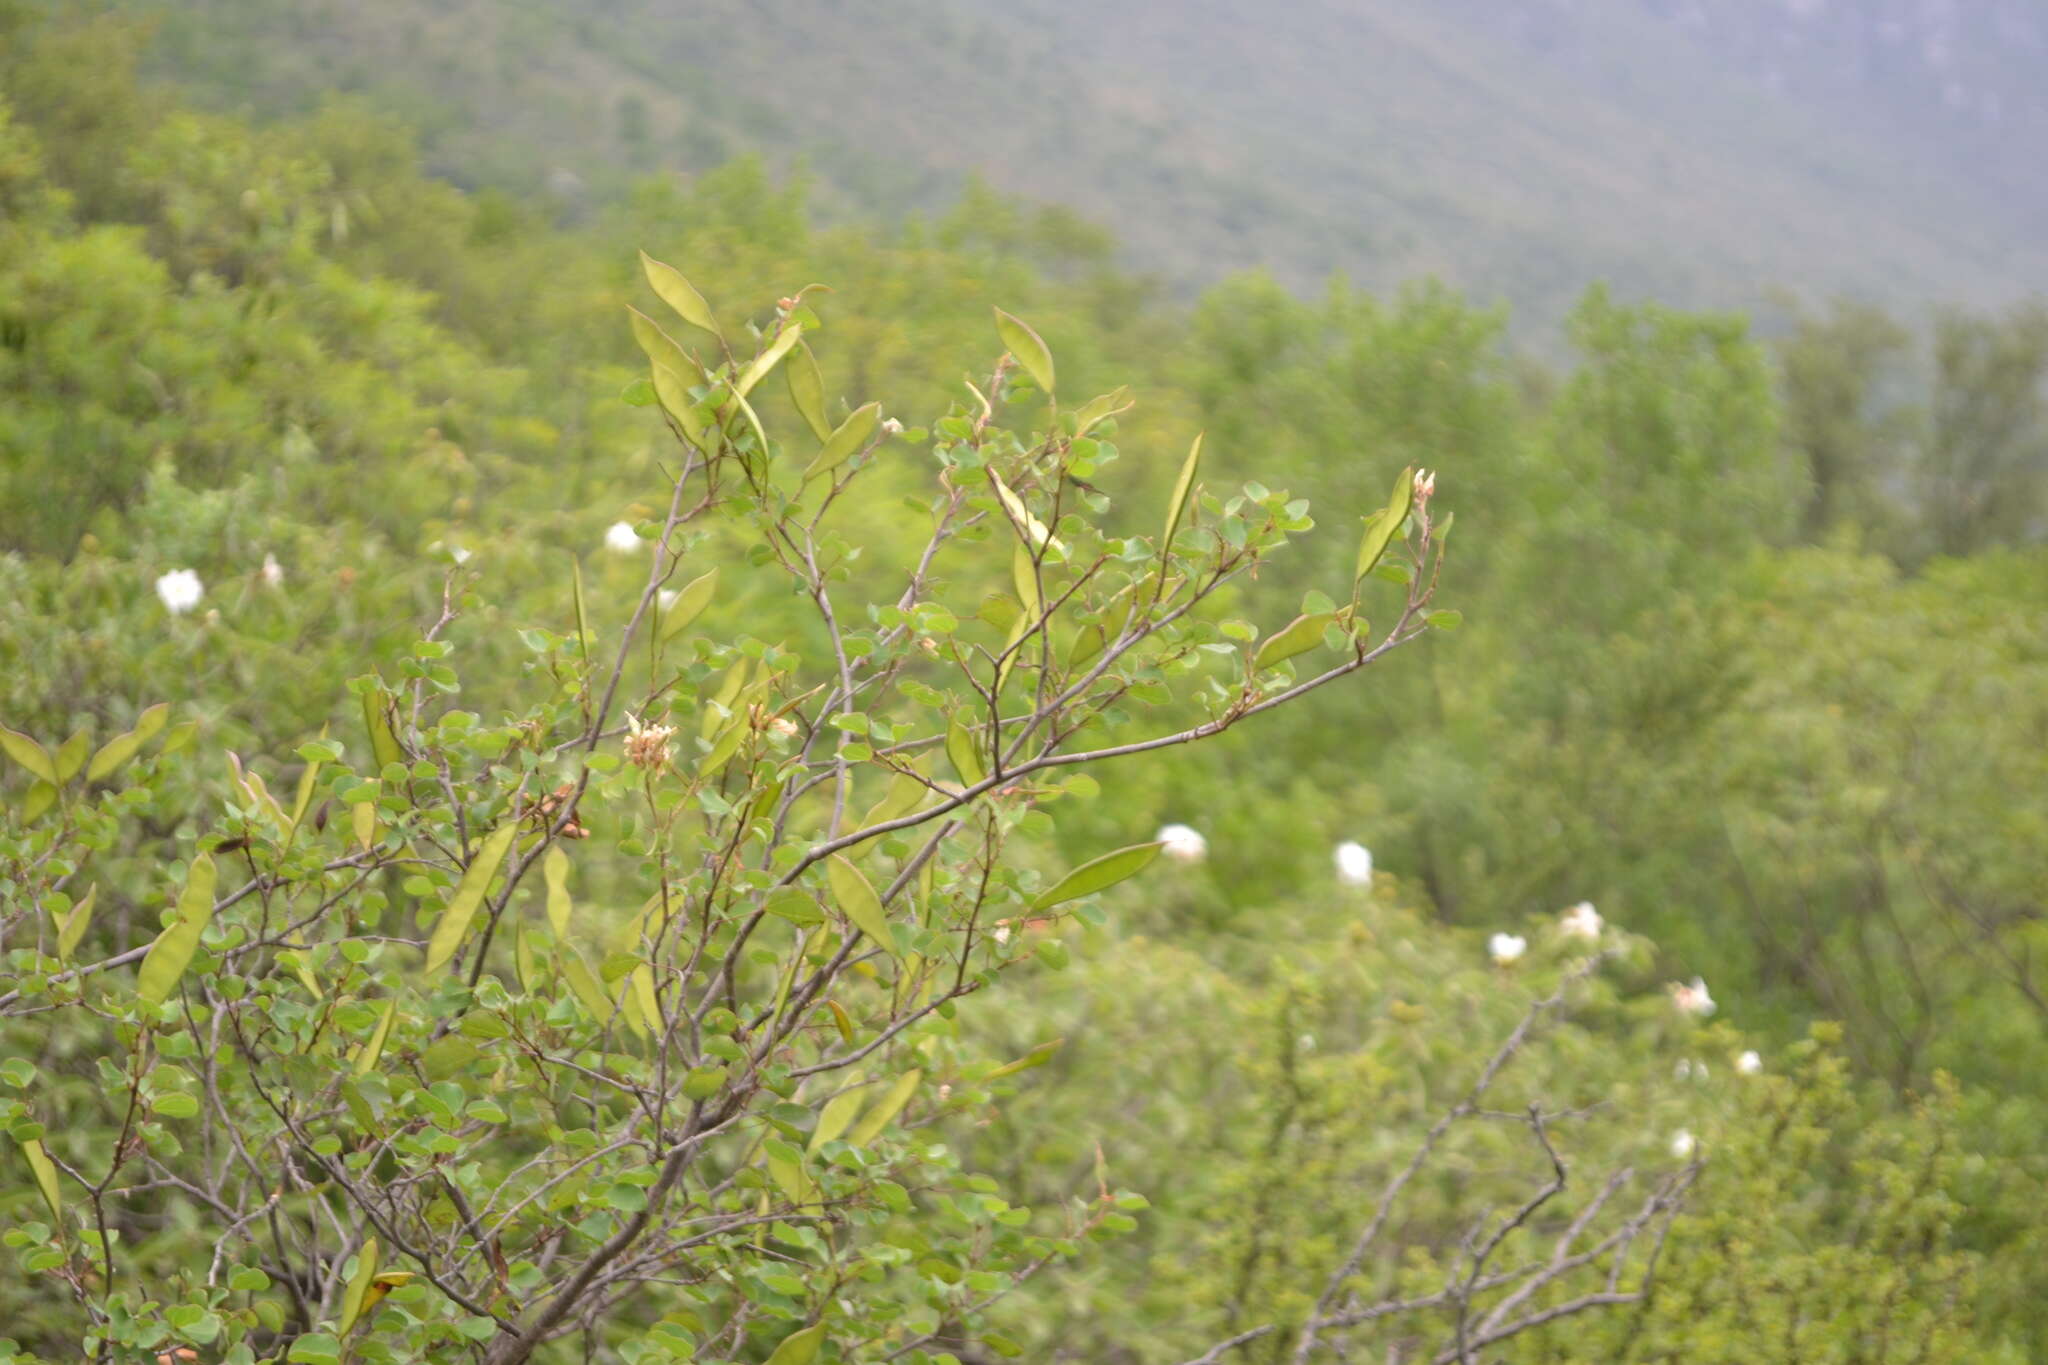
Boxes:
[2,5,2046,1360]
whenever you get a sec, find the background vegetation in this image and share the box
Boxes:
[3,3,2046,1361]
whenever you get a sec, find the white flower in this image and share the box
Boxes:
[1669,976,1716,1018]
[1737,1049,1762,1075]
[1669,1128,1696,1159]
[604,520,642,553]
[259,553,284,587]
[880,417,905,436]
[658,588,679,611]
[1488,932,1527,966]
[1333,841,1373,887]
[1414,468,1437,500]
[1559,900,1602,940]
[155,569,204,615]
[992,922,1012,945]
[1156,824,1208,862]
[1674,1057,1708,1081]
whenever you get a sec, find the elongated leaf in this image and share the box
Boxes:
[336,1237,380,1335]
[735,323,803,400]
[993,307,1055,394]
[627,305,693,378]
[543,847,572,936]
[989,470,1065,556]
[859,764,929,832]
[803,401,880,483]
[629,964,662,1033]
[19,781,56,824]
[847,1069,922,1146]
[945,713,986,790]
[19,1137,60,1221]
[86,702,169,783]
[1072,386,1133,436]
[52,730,88,785]
[360,689,403,771]
[1353,466,1415,582]
[827,854,896,959]
[0,725,57,784]
[423,823,519,974]
[136,854,218,1005]
[808,1071,867,1153]
[764,1324,825,1365]
[1254,611,1338,672]
[571,557,592,662]
[1011,544,1041,620]
[1032,840,1164,911]
[352,800,377,851]
[561,948,615,1025]
[786,340,832,440]
[825,998,857,1042]
[287,751,323,836]
[651,360,712,446]
[659,567,719,644]
[986,1038,1064,1080]
[54,885,95,962]
[764,887,825,925]
[1162,433,1204,568]
[351,998,397,1077]
[639,250,720,338]
[766,1151,812,1207]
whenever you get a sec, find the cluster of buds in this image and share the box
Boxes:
[1414,468,1438,504]
[623,712,677,770]
[749,702,800,740]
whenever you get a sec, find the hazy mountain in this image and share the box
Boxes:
[128,0,2048,329]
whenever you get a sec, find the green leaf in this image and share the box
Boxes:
[847,1069,922,1146]
[0,724,57,785]
[734,323,804,401]
[1353,466,1415,582]
[858,764,930,833]
[336,1237,380,1336]
[766,1150,813,1206]
[827,854,896,959]
[985,1038,1064,1080]
[809,1071,867,1152]
[763,1323,826,1365]
[53,885,95,962]
[639,250,720,338]
[351,999,397,1077]
[1427,609,1464,630]
[423,823,520,974]
[571,556,592,661]
[763,887,825,926]
[543,847,572,936]
[1072,386,1134,436]
[787,340,832,441]
[682,1065,727,1100]
[136,854,218,1006]
[659,567,719,644]
[52,730,89,785]
[1011,544,1041,620]
[1254,611,1338,671]
[803,401,880,483]
[993,307,1055,394]
[561,948,616,1025]
[359,688,403,771]
[19,1137,60,1220]
[990,470,1065,555]
[945,713,986,790]
[19,780,57,824]
[652,360,712,446]
[627,304,694,378]
[1162,432,1203,562]
[1032,841,1164,911]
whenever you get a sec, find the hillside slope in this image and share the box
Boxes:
[126,0,2048,329]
